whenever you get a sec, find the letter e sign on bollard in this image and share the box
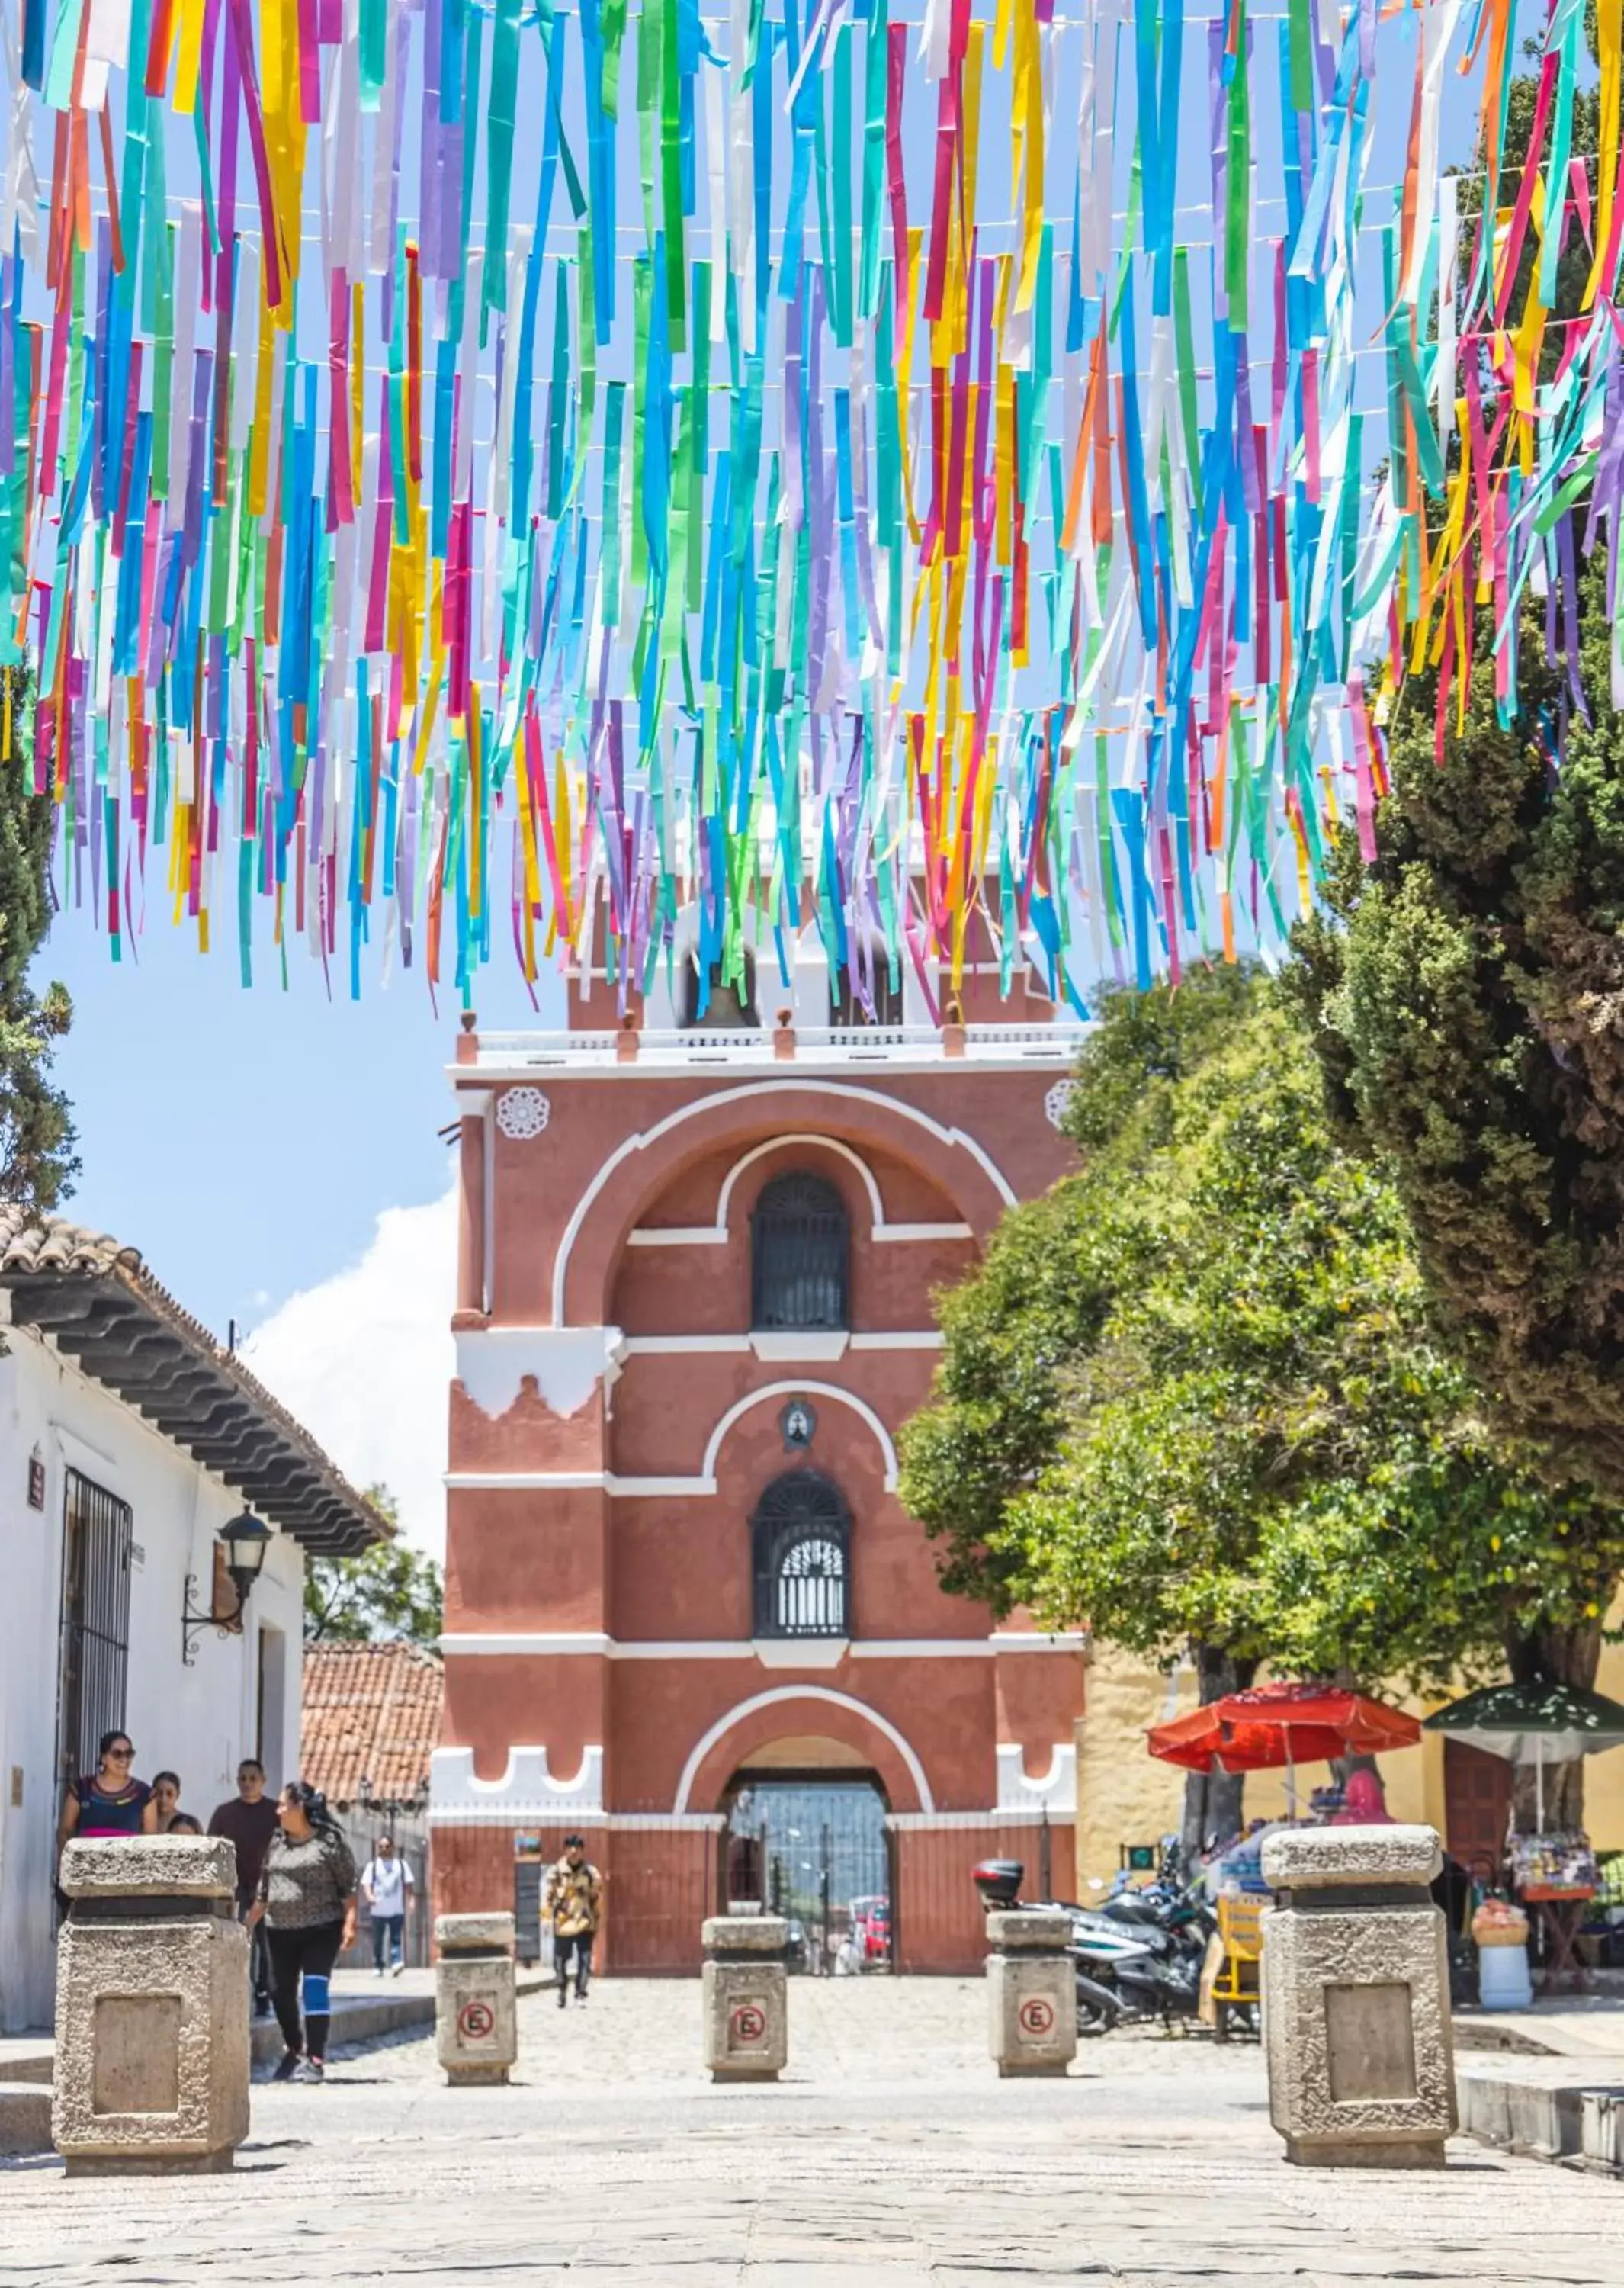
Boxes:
[985,1910,1077,2079]
[730,1999,768,2046]
[458,1997,498,2043]
[435,1913,518,2087]
[702,1915,789,2083]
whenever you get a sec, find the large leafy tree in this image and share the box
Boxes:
[901,974,1623,1840]
[303,1488,445,1646]
[1288,69,1624,1515]
[0,658,76,1210]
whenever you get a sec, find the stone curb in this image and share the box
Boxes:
[0,2084,52,2157]
[1457,2060,1624,2171]
[1,1972,551,2158]
[250,1968,552,2070]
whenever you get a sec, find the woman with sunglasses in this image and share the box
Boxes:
[56,1730,159,1854]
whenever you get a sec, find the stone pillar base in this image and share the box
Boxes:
[1261,1826,1456,2172]
[1284,2135,1447,2170]
[701,1916,788,2081]
[53,1838,249,2176]
[66,2147,237,2177]
[435,1912,518,2088]
[984,1911,1078,2080]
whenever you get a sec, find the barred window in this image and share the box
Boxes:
[752,1472,849,1638]
[56,1470,133,1795]
[751,1171,849,1331]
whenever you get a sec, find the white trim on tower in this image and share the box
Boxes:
[700,1381,900,1489]
[671,1685,936,1814]
[438,1632,1091,1659]
[551,1078,1015,1322]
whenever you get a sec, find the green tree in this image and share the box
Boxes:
[1280,51,1624,1808]
[900,975,1624,1840]
[0,658,76,1210]
[303,1487,444,1645]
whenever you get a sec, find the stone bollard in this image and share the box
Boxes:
[435,1913,518,2086]
[53,1835,249,2176]
[701,1915,788,2083]
[985,1909,1078,2078]
[1261,1824,1456,2169]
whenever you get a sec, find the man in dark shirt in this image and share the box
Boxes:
[209,1759,281,2015]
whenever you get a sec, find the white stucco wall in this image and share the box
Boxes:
[0,1319,307,2032]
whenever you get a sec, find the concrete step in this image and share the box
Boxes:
[1456,2053,1624,2171]
[0,1970,554,2156]
[0,2082,53,2157]
[250,1986,435,2069]
[0,2044,53,2086]
[250,1968,549,2070]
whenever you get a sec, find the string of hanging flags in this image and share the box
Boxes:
[0,0,1611,1011]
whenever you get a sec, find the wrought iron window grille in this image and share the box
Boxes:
[751,1470,850,1639]
[751,1170,850,1331]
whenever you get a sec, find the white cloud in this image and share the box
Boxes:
[241,1183,457,1560]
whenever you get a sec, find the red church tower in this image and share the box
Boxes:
[430,927,1088,1971]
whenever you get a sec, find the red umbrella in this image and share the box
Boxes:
[1147,1681,1421,1775]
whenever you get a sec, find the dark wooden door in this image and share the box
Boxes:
[1444,1739,1511,1878]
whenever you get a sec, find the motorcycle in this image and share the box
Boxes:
[972,1843,1224,2036]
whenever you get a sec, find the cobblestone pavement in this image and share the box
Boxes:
[4,1977,1622,2284]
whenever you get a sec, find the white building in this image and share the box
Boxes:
[0,1211,383,2033]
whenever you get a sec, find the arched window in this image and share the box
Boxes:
[751,1171,849,1331]
[752,1471,850,1638]
[682,951,758,1029]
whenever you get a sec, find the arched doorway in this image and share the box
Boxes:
[722,1743,891,1975]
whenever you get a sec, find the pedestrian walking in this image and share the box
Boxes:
[361,1836,414,1976]
[208,1759,281,2017]
[152,1771,183,1830]
[57,1731,158,1853]
[247,1782,358,2083]
[544,1833,602,2007]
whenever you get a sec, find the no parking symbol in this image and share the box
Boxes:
[1018,1995,1055,2039]
[730,2000,768,2045]
[458,1995,498,2044]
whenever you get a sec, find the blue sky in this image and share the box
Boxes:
[35,910,565,1557]
[40,905,560,1341]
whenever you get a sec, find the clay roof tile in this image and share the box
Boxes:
[299,1640,444,1807]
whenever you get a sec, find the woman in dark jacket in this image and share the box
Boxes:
[248,1782,358,2083]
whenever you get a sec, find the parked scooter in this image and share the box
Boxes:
[972,1843,1219,2035]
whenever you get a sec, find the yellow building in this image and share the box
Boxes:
[1072,1631,1624,1894]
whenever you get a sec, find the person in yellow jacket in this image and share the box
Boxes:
[544,1833,603,2007]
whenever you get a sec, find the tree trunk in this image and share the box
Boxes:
[1181,1644,1260,1859]
[1504,1617,1603,1833]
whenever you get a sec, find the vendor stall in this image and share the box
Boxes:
[1423,1682,1624,1997]
[1148,1681,1423,2035]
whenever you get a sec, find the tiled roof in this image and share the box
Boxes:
[300,1640,444,1806]
[0,1207,387,1554]
[0,1211,142,1277]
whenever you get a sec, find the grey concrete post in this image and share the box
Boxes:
[985,1909,1078,2078]
[701,1915,788,2082]
[1261,1824,1456,2169]
[435,1913,518,2085]
[53,1836,249,2177]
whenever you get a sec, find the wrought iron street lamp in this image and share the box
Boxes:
[181,1510,274,1665]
